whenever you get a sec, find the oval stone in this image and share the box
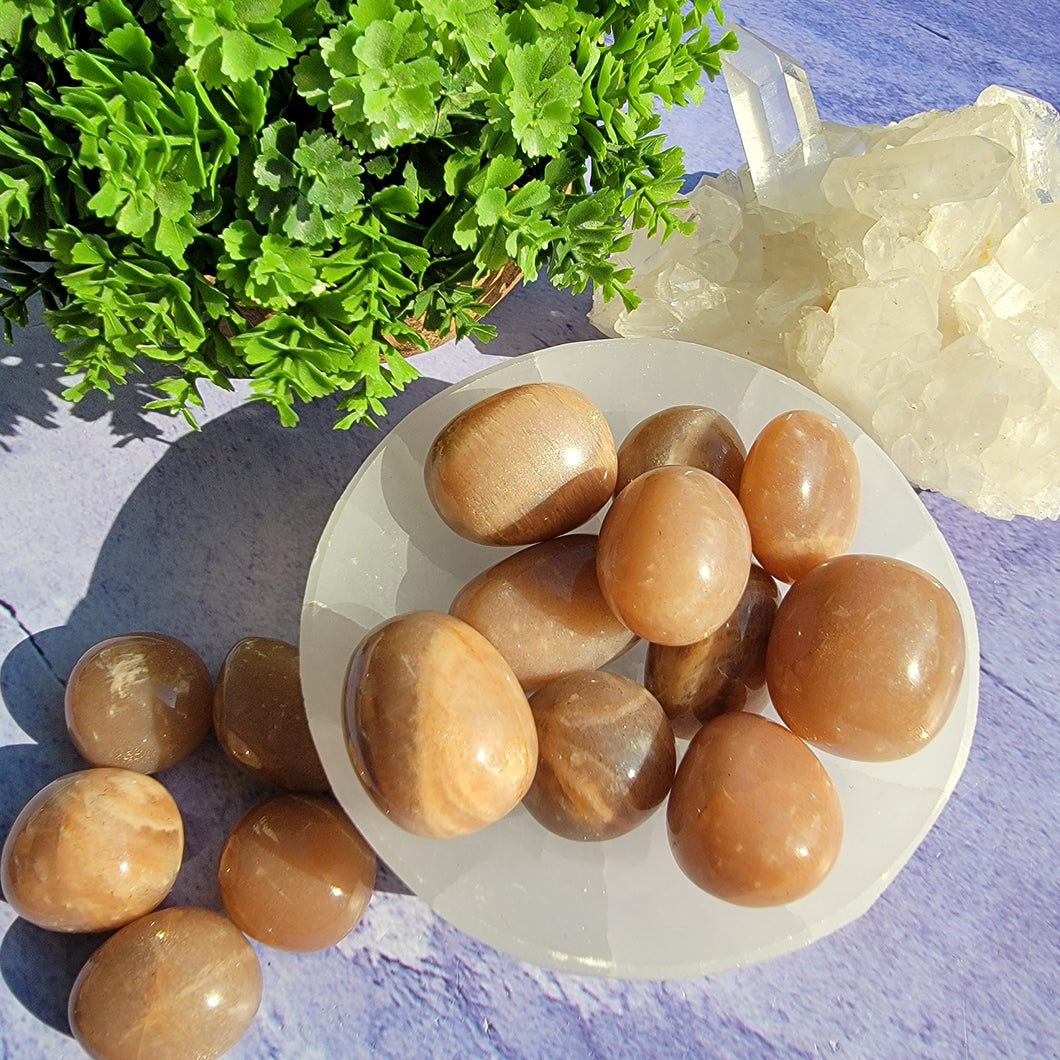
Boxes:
[214,637,328,792]
[667,712,843,906]
[616,405,746,495]
[766,554,966,760]
[523,671,676,841]
[218,794,376,952]
[1,768,183,932]
[69,907,261,1060]
[597,465,752,646]
[739,409,861,582]
[344,611,538,838]
[64,632,213,773]
[424,382,617,546]
[645,564,779,739]
[450,534,637,690]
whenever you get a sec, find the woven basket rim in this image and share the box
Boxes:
[210,260,523,353]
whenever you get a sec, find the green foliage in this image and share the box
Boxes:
[0,0,736,426]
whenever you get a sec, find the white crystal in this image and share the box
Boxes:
[590,36,1060,520]
[792,277,943,430]
[862,219,942,297]
[995,202,1060,287]
[975,85,1060,204]
[720,25,834,214]
[920,192,1013,283]
[721,26,820,172]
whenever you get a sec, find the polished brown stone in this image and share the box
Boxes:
[0,768,183,932]
[667,712,843,906]
[767,554,966,760]
[616,405,746,495]
[69,906,262,1060]
[345,611,538,838]
[738,409,861,582]
[450,534,637,690]
[65,633,213,773]
[645,564,779,739]
[213,637,329,792]
[425,382,618,546]
[597,465,752,646]
[523,671,676,841]
[218,794,376,952]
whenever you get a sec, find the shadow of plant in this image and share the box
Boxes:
[0,306,193,447]
[469,274,605,359]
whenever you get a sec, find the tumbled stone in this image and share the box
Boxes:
[667,712,842,906]
[1,768,183,932]
[65,633,213,774]
[523,671,676,841]
[425,383,617,546]
[214,637,329,792]
[739,410,860,582]
[218,794,376,952]
[615,405,746,495]
[345,611,538,838]
[450,534,636,691]
[69,907,261,1060]
[645,564,779,739]
[767,554,965,760]
[596,465,752,646]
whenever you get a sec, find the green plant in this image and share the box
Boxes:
[0,0,736,426]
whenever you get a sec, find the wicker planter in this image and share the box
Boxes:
[389,260,524,356]
[219,260,523,357]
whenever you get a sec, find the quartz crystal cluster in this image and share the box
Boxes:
[591,27,1060,519]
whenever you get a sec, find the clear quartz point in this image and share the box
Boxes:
[720,25,833,212]
[975,85,1060,204]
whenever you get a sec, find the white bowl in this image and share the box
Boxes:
[300,338,979,979]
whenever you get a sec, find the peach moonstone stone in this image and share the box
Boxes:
[597,465,752,646]
[218,794,376,952]
[739,409,860,583]
[425,382,617,546]
[767,553,966,760]
[345,610,538,838]
[213,637,329,792]
[645,563,780,739]
[69,907,262,1060]
[523,671,676,841]
[64,632,213,773]
[450,534,637,691]
[667,712,843,906]
[1,767,183,932]
[615,405,746,495]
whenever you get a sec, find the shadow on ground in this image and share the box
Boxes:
[0,354,466,1032]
